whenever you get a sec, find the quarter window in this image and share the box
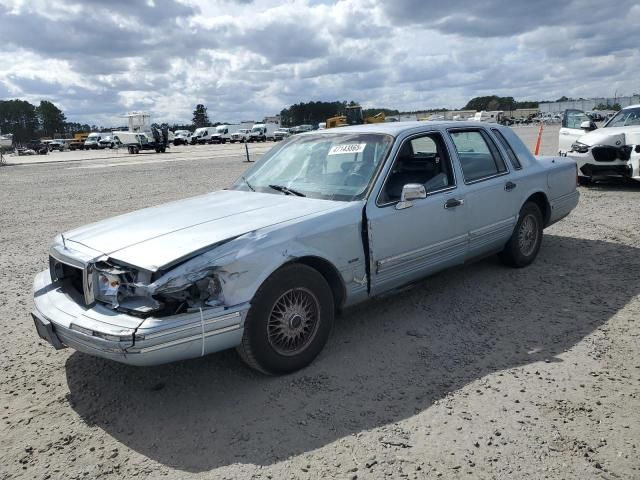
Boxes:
[449,129,507,183]
[491,128,522,170]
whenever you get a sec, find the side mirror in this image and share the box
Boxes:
[396,183,426,210]
[581,120,596,131]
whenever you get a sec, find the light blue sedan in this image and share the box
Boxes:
[33,122,579,374]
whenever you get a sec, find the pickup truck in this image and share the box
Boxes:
[230,129,251,143]
[559,105,640,183]
[273,127,291,141]
[32,122,579,375]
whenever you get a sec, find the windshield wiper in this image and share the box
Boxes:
[241,176,255,191]
[268,184,306,197]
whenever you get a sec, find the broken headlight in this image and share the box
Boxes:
[93,262,160,315]
[91,258,227,317]
[570,142,589,154]
[154,274,225,314]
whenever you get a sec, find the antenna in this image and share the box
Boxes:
[61,234,67,249]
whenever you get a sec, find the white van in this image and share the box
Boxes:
[190,127,217,144]
[248,123,278,142]
[84,132,103,149]
[211,124,242,144]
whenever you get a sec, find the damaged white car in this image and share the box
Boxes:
[559,105,640,183]
[33,122,579,374]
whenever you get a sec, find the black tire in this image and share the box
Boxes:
[237,264,334,375]
[499,202,543,268]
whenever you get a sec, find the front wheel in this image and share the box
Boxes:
[499,202,543,268]
[237,264,334,375]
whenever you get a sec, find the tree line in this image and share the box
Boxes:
[463,96,541,112]
[0,99,91,144]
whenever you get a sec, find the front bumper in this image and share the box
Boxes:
[569,150,640,180]
[32,270,248,366]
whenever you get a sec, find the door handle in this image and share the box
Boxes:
[505,181,517,192]
[444,198,464,209]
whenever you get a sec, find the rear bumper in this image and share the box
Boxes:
[32,270,248,366]
[548,190,580,227]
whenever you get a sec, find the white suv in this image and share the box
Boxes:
[560,106,640,183]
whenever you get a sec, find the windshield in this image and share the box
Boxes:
[251,126,263,132]
[605,107,640,127]
[232,133,393,201]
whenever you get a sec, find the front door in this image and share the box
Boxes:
[367,131,468,295]
[559,109,594,155]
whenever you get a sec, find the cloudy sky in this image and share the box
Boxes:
[0,0,638,125]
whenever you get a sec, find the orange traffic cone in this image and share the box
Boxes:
[534,122,544,155]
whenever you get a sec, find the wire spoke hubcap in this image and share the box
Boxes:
[267,288,320,356]
[518,214,538,257]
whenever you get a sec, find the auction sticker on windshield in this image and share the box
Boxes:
[328,143,366,155]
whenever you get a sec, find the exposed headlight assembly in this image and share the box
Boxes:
[154,273,225,314]
[571,142,589,154]
[91,260,225,317]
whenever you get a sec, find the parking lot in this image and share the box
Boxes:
[1,125,639,479]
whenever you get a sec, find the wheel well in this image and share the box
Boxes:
[288,256,346,311]
[526,192,551,226]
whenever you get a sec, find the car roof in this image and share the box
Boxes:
[301,120,498,137]
[622,104,640,110]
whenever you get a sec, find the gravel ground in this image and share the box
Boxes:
[1,128,639,480]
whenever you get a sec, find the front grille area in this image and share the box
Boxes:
[592,146,618,162]
[50,256,84,297]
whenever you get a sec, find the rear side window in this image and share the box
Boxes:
[449,129,507,183]
[491,128,522,170]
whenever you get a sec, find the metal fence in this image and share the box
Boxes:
[539,95,640,113]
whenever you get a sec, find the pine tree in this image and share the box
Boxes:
[192,104,210,128]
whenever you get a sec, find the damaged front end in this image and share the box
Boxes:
[570,130,640,180]
[49,251,228,318]
[38,245,249,366]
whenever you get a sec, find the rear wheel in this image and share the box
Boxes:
[499,202,543,268]
[237,264,334,375]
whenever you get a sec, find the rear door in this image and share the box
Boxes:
[559,109,592,154]
[446,128,519,260]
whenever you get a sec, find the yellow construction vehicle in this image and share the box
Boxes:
[325,105,385,128]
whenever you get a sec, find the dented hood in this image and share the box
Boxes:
[63,190,345,271]
[577,126,640,147]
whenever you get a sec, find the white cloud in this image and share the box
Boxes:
[0,0,637,125]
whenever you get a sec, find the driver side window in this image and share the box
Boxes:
[381,133,455,204]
